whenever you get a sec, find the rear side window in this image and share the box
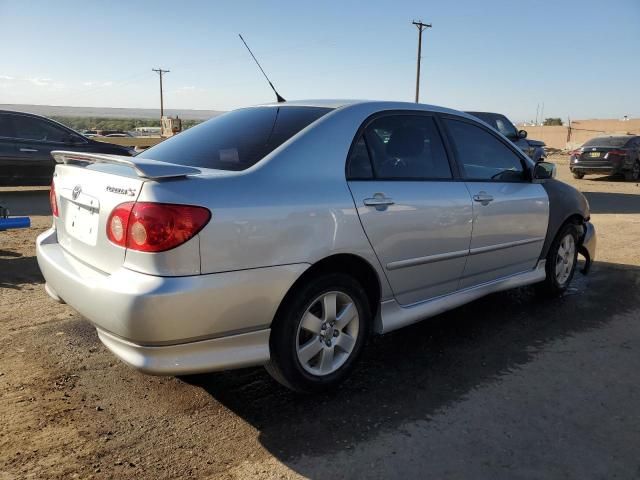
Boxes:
[138,106,332,171]
[12,115,69,142]
[444,118,525,181]
[352,114,451,180]
[0,114,14,138]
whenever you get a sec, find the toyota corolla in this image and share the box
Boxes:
[36,100,596,393]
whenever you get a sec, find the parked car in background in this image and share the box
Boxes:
[0,111,135,186]
[105,132,133,138]
[37,100,595,393]
[466,111,546,162]
[569,135,640,180]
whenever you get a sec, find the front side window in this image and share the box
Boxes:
[444,119,525,181]
[359,114,451,180]
[12,115,69,142]
[138,106,332,171]
[467,112,517,139]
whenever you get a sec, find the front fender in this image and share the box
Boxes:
[540,179,590,259]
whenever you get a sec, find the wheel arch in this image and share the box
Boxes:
[540,212,585,259]
[272,253,382,328]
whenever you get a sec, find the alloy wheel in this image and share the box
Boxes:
[555,234,576,285]
[295,291,359,376]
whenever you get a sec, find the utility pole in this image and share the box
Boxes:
[152,68,170,120]
[412,20,432,103]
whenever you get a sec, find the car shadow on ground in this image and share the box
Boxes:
[0,189,51,216]
[582,191,640,214]
[0,253,43,289]
[183,261,640,467]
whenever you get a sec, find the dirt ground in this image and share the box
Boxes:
[1,154,639,479]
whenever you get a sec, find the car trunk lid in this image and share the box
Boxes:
[51,151,201,274]
[578,147,617,164]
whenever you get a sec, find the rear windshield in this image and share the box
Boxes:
[139,106,332,171]
[582,136,632,148]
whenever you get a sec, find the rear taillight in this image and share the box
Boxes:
[569,149,582,157]
[107,202,211,252]
[49,181,59,217]
[606,149,627,159]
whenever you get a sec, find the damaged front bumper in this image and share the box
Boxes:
[578,221,596,274]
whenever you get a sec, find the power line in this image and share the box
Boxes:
[152,68,170,119]
[412,20,432,103]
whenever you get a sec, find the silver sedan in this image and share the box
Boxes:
[36,100,596,392]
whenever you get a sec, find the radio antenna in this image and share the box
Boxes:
[238,34,286,103]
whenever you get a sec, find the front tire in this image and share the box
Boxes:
[539,223,580,296]
[265,273,371,393]
[572,172,585,179]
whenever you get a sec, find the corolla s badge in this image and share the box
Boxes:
[106,186,136,196]
[72,185,82,200]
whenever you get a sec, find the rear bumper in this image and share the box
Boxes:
[36,228,309,374]
[570,164,618,175]
[97,328,271,375]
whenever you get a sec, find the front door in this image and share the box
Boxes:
[347,113,473,306]
[0,113,19,184]
[442,117,549,289]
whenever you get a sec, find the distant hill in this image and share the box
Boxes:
[0,104,224,121]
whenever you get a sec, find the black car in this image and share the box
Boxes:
[570,135,640,180]
[0,110,134,186]
[466,111,546,162]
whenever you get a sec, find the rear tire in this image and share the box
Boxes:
[572,172,585,179]
[538,223,580,296]
[624,160,640,181]
[265,273,371,393]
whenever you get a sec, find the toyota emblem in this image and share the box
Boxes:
[72,185,82,200]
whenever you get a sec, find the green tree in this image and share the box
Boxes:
[543,117,563,126]
[50,116,201,132]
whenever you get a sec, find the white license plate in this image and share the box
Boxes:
[65,203,99,245]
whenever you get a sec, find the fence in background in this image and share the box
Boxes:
[520,119,640,151]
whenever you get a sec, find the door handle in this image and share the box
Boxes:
[473,192,494,205]
[364,194,394,209]
[19,148,39,153]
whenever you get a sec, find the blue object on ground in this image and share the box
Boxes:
[0,217,31,231]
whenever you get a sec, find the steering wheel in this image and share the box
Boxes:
[381,157,408,170]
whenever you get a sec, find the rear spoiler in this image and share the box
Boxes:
[52,151,201,180]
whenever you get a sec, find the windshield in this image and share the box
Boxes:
[139,106,332,171]
[583,136,632,148]
[467,112,518,139]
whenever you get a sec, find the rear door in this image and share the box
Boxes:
[347,112,473,306]
[10,113,73,184]
[441,116,549,289]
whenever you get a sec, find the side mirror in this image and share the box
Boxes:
[518,129,528,139]
[533,161,556,180]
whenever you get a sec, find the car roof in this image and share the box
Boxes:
[465,111,506,117]
[257,99,477,119]
[0,109,50,119]
[589,135,637,141]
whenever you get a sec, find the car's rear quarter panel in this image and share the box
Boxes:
[136,105,394,300]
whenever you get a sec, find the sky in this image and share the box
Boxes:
[0,0,638,122]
